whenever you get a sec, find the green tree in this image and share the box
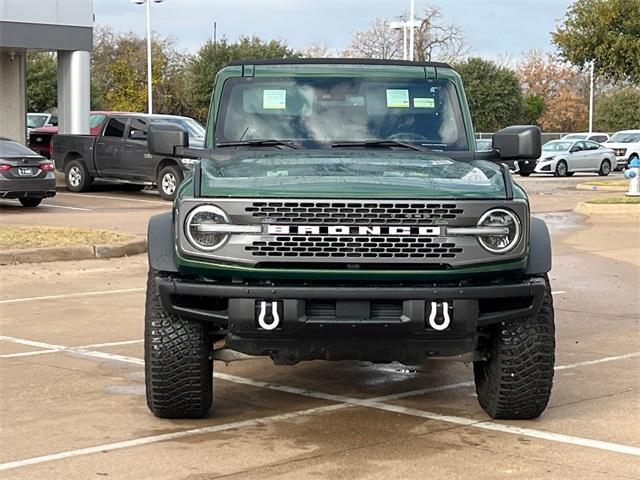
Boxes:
[187,36,300,120]
[522,94,544,125]
[26,52,57,112]
[91,26,191,115]
[594,87,640,131]
[454,58,523,132]
[552,0,640,84]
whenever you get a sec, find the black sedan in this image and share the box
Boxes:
[0,138,56,207]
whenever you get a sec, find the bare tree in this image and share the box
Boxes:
[344,6,466,62]
[409,7,467,63]
[344,17,403,59]
[302,42,338,58]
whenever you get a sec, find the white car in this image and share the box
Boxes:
[562,132,610,143]
[530,139,617,177]
[602,130,640,170]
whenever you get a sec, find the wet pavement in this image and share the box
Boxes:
[1,174,639,479]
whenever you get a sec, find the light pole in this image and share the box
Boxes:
[588,61,595,133]
[390,21,408,60]
[132,0,164,114]
[409,0,415,61]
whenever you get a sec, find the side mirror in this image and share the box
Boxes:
[148,122,189,156]
[570,146,581,153]
[130,129,148,141]
[492,125,541,160]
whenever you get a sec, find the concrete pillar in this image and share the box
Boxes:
[57,50,90,135]
[0,51,27,143]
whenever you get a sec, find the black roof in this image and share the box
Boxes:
[225,58,452,69]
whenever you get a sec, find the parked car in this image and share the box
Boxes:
[602,130,640,170]
[0,137,56,207]
[562,132,610,143]
[29,111,112,158]
[528,139,617,177]
[27,112,57,136]
[52,113,205,200]
[475,138,492,151]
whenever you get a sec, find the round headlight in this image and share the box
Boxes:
[477,208,521,253]
[185,205,229,251]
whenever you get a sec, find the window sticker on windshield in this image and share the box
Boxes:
[386,89,410,108]
[414,97,435,108]
[263,89,287,110]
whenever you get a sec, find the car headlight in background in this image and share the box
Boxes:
[477,208,521,253]
[185,205,230,251]
[180,158,199,166]
[543,156,555,161]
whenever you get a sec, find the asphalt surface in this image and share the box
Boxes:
[1,172,639,479]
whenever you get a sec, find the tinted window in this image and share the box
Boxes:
[585,141,599,150]
[589,135,607,143]
[50,115,58,126]
[129,118,149,139]
[575,141,588,151]
[216,77,469,150]
[0,139,40,156]
[103,118,126,138]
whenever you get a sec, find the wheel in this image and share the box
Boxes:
[19,197,42,208]
[554,160,568,177]
[65,159,92,192]
[598,159,611,176]
[145,269,213,418]
[518,172,532,177]
[157,165,183,201]
[473,275,555,420]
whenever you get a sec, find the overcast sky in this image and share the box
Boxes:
[94,0,573,59]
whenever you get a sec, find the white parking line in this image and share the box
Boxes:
[555,352,640,370]
[552,290,566,295]
[0,339,143,359]
[1,333,639,471]
[58,192,168,205]
[0,404,349,472]
[0,288,145,305]
[40,204,91,211]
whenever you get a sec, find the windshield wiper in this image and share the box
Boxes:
[331,140,428,152]
[216,139,299,149]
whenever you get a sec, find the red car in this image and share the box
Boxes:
[28,112,116,158]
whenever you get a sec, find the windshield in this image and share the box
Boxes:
[161,117,205,138]
[215,77,468,151]
[27,114,49,129]
[563,134,586,140]
[0,140,41,156]
[608,132,640,143]
[542,141,573,152]
[201,151,506,199]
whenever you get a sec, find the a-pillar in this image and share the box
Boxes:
[57,50,90,135]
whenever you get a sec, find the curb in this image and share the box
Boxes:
[574,202,640,219]
[0,237,147,265]
[576,183,627,192]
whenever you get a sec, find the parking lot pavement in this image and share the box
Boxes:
[1,177,639,479]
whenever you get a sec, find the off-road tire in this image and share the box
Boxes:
[145,269,213,418]
[65,159,92,192]
[19,196,42,208]
[473,275,555,420]
[554,160,568,177]
[598,159,611,176]
[157,165,183,201]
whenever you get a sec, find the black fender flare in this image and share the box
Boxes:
[148,212,178,273]
[525,216,552,275]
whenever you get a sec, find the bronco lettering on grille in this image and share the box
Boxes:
[266,225,442,236]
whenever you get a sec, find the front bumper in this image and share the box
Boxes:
[156,275,546,364]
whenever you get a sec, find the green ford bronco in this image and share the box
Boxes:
[145,59,555,420]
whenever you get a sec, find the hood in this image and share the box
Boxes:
[603,141,639,148]
[199,150,508,199]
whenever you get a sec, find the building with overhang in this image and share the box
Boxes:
[0,0,93,142]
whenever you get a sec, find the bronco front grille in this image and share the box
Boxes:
[245,201,464,224]
[245,236,463,259]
